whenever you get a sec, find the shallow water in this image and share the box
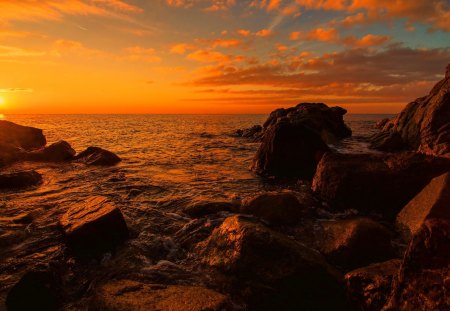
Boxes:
[0,113,393,308]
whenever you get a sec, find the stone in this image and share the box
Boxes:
[0,120,46,151]
[91,280,231,311]
[234,125,263,141]
[345,259,401,311]
[182,201,238,218]
[317,218,394,269]
[26,140,76,162]
[383,219,450,310]
[397,172,450,241]
[0,170,42,190]
[375,118,390,129]
[369,131,406,152]
[59,196,129,257]
[74,146,121,166]
[198,215,348,310]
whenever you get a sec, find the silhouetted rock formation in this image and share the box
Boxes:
[312,152,450,218]
[0,170,42,190]
[59,196,129,257]
[370,63,450,157]
[74,146,121,166]
[251,103,351,179]
[234,124,263,141]
[26,141,76,162]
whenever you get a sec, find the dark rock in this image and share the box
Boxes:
[0,142,26,167]
[312,152,450,218]
[197,215,348,310]
[372,63,450,157]
[345,259,401,311]
[317,218,394,269]
[0,120,46,151]
[91,280,231,311]
[240,191,308,225]
[375,118,390,129]
[26,140,76,162]
[74,146,121,166]
[234,125,263,141]
[59,196,129,257]
[6,268,60,311]
[397,172,450,241]
[0,170,42,190]
[369,131,406,152]
[182,201,238,218]
[383,219,450,310]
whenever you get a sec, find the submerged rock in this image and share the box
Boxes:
[383,219,450,310]
[26,140,76,162]
[345,259,401,311]
[59,196,129,257]
[198,215,348,310]
[91,280,231,311]
[0,170,42,190]
[74,146,121,166]
[312,152,450,218]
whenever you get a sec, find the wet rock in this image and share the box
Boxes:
[375,118,390,129]
[372,63,450,157]
[0,170,42,190]
[198,215,348,310]
[383,219,450,310]
[234,125,263,141]
[59,196,129,257]
[0,120,46,151]
[317,218,394,269]
[397,172,450,241]
[345,259,401,311]
[369,131,406,152]
[182,201,238,218]
[240,191,308,225]
[91,280,231,311]
[74,146,121,166]
[0,142,26,167]
[6,268,60,311]
[312,152,450,218]
[26,140,76,162]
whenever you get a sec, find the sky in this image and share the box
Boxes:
[0,0,449,114]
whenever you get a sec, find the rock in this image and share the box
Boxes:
[397,172,450,241]
[59,196,129,257]
[383,219,450,310]
[26,140,76,162]
[198,215,348,310]
[6,268,60,311]
[345,259,401,311]
[375,118,390,129]
[234,125,263,141]
[317,218,394,269]
[91,280,231,311]
[372,63,450,157]
[312,152,450,218]
[0,142,26,167]
[240,191,308,225]
[182,201,238,218]
[251,118,330,179]
[0,170,42,190]
[369,131,406,152]
[74,146,121,166]
[0,120,46,151]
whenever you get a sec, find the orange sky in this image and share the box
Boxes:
[0,0,449,114]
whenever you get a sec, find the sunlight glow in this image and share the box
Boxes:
[0,97,4,106]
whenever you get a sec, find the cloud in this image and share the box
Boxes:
[0,45,46,58]
[0,88,34,93]
[122,46,161,63]
[165,0,236,11]
[255,29,274,37]
[170,43,195,55]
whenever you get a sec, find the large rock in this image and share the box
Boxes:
[345,259,401,311]
[0,170,42,190]
[240,191,309,225]
[252,103,351,179]
[0,120,46,151]
[182,200,238,218]
[372,63,450,157]
[312,152,450,218]
[91,280,231,311]
[397,172,450,241]
[197,215,348,310]
[59,196,129,256]
[26,140,76,162]
[383,219,450,310]
[74,146,121,166]
[317,218,394,269]
[234,125,263,141]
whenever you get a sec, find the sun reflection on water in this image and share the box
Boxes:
[0,114,4,120]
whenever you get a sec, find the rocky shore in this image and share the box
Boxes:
[1,64,449,310]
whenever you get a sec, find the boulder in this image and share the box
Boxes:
[26,140,76,162]
[0,120,46,151]
[0,142,26,167]
[345,259,401,311]
[6,268,60,311]
[197,215,348,310]
[397,172,450,241]
[74,146,121,166]
[312,152,450,218]
[234,125,263,141]
[240,191,309,225]
[317,218,394,269]
[383,219,450,310]
[369,131,406,152]
[182,201,238,218]
[375,118,390,129]
[372,63,450,157]
[0,170,42,190]
[59,196,129,257]
[91,280,231,311]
